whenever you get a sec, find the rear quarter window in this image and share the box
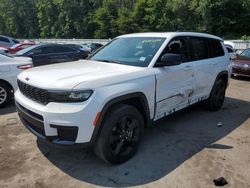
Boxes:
[208,39,225,58]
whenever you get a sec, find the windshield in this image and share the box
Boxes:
[240,49,250,58]
[16,44,39,56]
[89,37,165,67]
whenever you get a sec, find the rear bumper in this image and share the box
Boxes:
[16,101,92,148]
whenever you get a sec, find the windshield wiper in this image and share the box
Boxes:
[94,59,122,64]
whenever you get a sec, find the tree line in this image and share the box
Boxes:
[0,0,250,39]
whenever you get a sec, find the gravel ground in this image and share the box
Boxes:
[0,77,250,188]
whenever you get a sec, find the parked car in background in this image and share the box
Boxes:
[82,42,103,53]
[15,44,89,66]
[0,35,19,48]
[239,48,250,58]
[225,44,237,59]
[224,41,237,59]
[232,48,250,77]
[224,41,235,50]
[8,41,36,54]
[0,54,32,107]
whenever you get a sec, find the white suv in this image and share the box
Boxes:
[15,32,231,164]
[0,54,32,107]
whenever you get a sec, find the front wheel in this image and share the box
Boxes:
[204,79,226,111]
[0,82,12,108]
[94,104,144,164]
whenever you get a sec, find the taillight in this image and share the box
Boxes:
[17,64,33,70]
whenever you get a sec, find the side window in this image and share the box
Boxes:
[54,46,77,53]
[0,36,10,43]
[32,47,52,55]
[158,37,189,62]
[189,37,208,61]
[208,39,225,57]
[31,48,43,55]
[42,46,61,54]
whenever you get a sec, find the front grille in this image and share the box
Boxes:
[18,80,49,105]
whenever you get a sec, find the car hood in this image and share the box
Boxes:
[233,58,250,65]
[18,60,149,90]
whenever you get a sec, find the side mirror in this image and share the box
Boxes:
[156,53,182,67]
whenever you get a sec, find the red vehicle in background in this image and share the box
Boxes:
[232,48,250,77]
[7,40,36,54]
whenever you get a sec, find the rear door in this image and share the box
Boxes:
[52,46,80,62]
[154,36,195,120]
[29,47,54,66]
[189,37,225,100]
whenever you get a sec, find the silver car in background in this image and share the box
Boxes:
[0,35,19,48]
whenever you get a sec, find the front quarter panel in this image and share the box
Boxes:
[74,70,156,120]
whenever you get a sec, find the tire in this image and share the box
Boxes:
[204,79,226,111]
[0,82,12,108]
[94,104,144,164]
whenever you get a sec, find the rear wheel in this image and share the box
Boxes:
[204,79,226,111]
[94,104,144,164]
[0,82,12,108]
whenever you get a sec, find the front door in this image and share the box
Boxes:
[154,37,194,120]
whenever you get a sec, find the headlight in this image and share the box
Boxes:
[49,90,93,102]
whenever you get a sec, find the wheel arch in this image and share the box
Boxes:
[0,79,14,92]
[208,71,228,97]
[216,71,229,86]
[90,92,151,145]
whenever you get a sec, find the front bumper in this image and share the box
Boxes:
[15,89,99,147]
[232,66,250,77]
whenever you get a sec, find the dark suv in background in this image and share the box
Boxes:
[15,43,89,66]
